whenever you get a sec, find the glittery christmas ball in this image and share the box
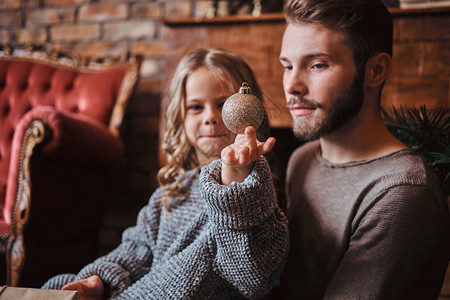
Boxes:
[222,83,265,134]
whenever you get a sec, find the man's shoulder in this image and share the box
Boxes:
[371,148,431,184]
[381,149,446,202]
[354,149,447,212]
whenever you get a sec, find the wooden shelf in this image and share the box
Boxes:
[389,5,450,15]
[164,6,450,26]
[163,12,285,26]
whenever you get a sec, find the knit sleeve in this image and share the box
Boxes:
[41,188,163,297]
[41,274,77,290]
[323,184,449,300]
[199,156,289,298]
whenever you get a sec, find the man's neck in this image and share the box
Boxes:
[319,108,407,164]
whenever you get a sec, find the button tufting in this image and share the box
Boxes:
[65,83,73,90]
[3,104,10,116]
[43,83,51,91]
[19,82,28,90]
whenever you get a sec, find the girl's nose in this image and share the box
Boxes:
[203,107,220,125]
[204,117,218,125]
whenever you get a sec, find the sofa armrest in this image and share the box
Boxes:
[19,106,123,164]
[4,105,123,227]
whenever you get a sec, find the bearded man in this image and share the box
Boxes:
[277,0,450,299]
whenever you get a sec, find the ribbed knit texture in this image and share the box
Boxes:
[282,140,449,300]
[42,156,288,299]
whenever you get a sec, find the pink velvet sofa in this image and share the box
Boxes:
[0,44,141,287]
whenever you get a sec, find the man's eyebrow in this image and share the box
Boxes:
[305,52,331,59]
[279,52,331,63]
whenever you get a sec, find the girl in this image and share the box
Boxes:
[42,48,288,299]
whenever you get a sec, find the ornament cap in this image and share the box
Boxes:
[239,82,251,94]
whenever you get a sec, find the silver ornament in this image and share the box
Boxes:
[222,82,265,134]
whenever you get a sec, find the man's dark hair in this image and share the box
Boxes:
[284,0,393,74]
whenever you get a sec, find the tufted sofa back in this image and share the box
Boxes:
[0,56,130,226]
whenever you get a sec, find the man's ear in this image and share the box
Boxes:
[365,52,391,88]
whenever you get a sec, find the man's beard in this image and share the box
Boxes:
[287,73,364,142]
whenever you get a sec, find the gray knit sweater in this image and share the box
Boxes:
[42,157,289,299]
[282,140,449,300]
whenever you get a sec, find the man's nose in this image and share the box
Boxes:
[285,71,308,96]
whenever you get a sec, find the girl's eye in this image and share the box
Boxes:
[282,65,293,71]
[187,104,203,111]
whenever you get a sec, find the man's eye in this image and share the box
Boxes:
[312,63,327,70]
[283,65,293,71]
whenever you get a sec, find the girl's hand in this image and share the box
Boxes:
[221,126,275,185]
[61,275,105,300]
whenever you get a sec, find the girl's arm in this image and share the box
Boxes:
[201,155,289,298]
[221,126,275,185]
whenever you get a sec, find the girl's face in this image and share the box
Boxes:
[184,67,236,165]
